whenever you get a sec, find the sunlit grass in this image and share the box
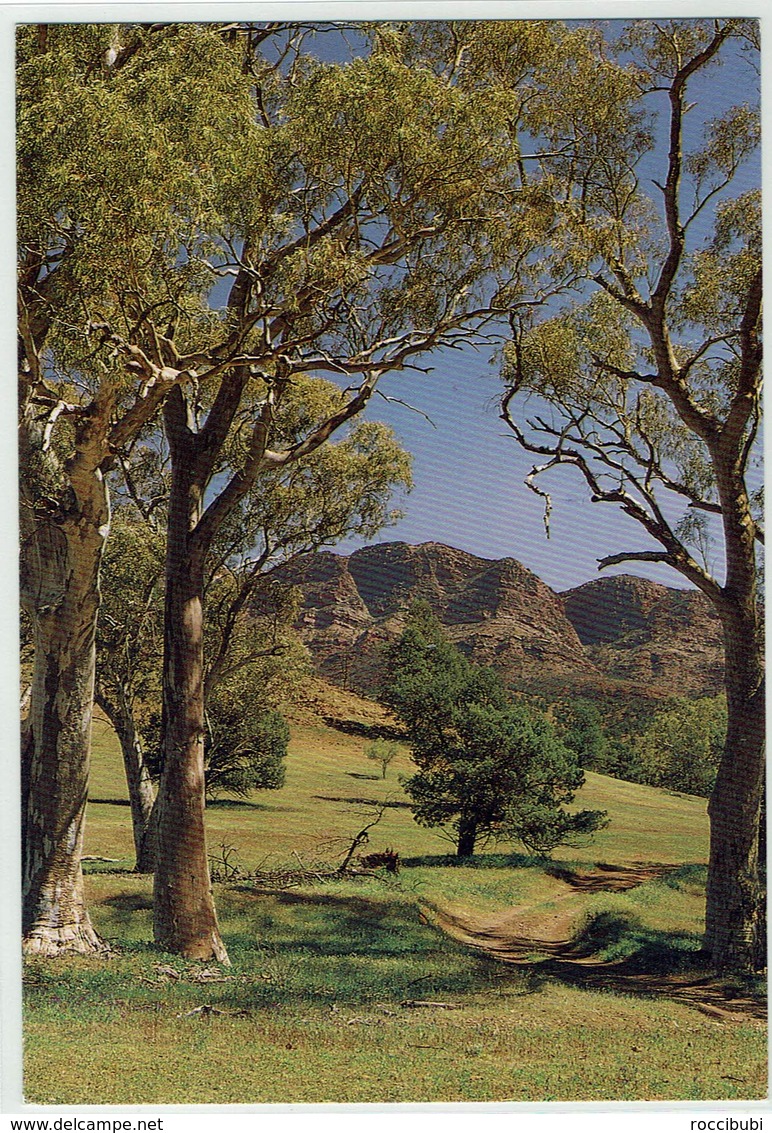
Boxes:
[23,702,763,1106]
[86,702,710,872]
[24,872,766,1105]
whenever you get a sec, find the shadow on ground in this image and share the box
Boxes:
[313,794,411,808]
[402,852,544,870]
[431,862,766,1023]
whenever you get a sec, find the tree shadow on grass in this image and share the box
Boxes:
[565,909,703,968]
[323,716,403,742]
[314,794,412,809]
[401,852,544,870]
[87,796,289,812]
[102,893,153,913]
[97,893,154,939]
[27,883,537,1021]
[211,885,531,1009]
[206,798,293,812]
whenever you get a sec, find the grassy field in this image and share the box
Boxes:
[24,684,766,1105]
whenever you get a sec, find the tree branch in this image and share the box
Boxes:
[652,25,731,311]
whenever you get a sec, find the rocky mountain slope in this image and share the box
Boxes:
[272,541,724,701]
[561,574,725,696]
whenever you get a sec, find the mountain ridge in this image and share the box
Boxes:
[270,540,724,701]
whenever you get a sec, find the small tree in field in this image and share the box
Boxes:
[382,606,606,856]
[366,739,399,779]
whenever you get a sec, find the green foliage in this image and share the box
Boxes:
[204,688,289,799]
[499,19,762,578]
[508,802,609,858]
[144,674,289,799]
[366,739,400,779]
[630,697,726,798]
[17,23,258,380]
[213,376,413,584]
[96,512,165,706]
[554,694,726,798]
[95,368,412,802]
[558,699,610,772]
[383,605,607,856]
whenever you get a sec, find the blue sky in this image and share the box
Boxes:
[327,21,761,594]
[343,339,721,595]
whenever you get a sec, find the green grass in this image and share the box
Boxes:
[24,872,767,1105]
[85,703,711,872]
[23,700,765,1105]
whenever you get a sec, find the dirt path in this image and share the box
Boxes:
[427,863,766,1024]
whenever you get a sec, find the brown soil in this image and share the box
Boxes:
[428,863,766,1024]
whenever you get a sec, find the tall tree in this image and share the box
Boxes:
[498,19,763,968]
[17,21,446,956]
[146,25,540,961]
[17,23,256,953]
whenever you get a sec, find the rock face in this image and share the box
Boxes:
[561,575,725,696]
[273,542,724,700]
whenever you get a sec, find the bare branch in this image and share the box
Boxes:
[598,550,675,569]
[652,25,731,311]
[374,390,437,427]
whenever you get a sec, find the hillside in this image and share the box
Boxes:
[271,541,724,701]
[561,574,725,696]
[87,683,710,869]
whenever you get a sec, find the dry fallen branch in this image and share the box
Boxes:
[190,967,235,984]
[176,1004,227,1019]
[154,964,182,981]
[400,1000,461,1010]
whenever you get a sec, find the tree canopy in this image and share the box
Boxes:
[382,605,607,857]
[496,18,763,969]
[18,19,528,959]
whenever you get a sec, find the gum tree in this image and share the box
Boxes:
[17,22,259,954]
[499,20,763,969]
[20,19,546,960]
[148,26,525,959]
[95,512,165,873]
[96,397,411,874]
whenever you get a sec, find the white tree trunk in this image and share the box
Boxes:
[21,505,109,955]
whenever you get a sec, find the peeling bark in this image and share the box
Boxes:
[705,682,765,971]
[21,485,109,956]
[704,459,765,971]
